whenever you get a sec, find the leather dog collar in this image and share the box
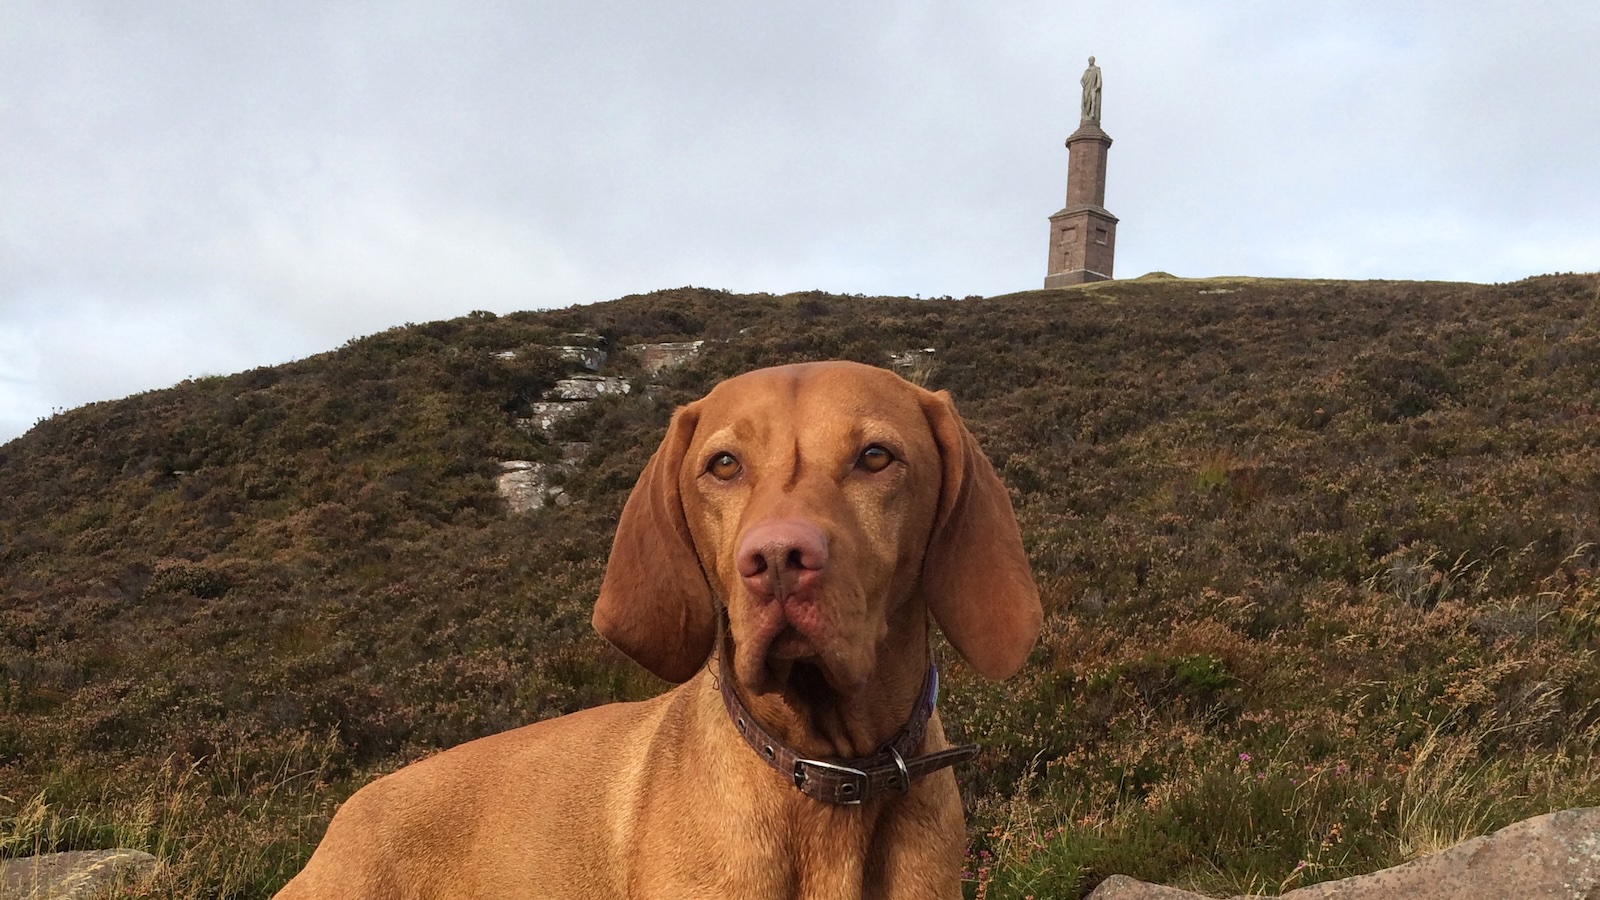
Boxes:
[715,645,980,806]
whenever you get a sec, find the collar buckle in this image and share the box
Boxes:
[793,757,870,805]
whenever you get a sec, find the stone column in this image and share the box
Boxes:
[1045,124,1118,287]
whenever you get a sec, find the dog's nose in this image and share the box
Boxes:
[737,520,828,600]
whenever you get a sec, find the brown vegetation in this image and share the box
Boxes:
[3,274,1600,896]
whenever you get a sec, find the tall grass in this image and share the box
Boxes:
[961,552,1600,898]
[1,731,340,898]
[966,713,1600,898]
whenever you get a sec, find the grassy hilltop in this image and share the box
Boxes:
[3,273,1600,897]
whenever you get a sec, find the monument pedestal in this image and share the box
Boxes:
[1044,204,1118,287]
[1045,123,1117,287]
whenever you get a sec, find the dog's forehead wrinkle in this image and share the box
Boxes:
[795,415,903,454]
[784,438,802,491]
[694,415,773,459]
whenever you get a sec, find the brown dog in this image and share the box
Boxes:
[275,361,1040,899]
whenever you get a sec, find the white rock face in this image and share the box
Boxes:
[495,461,566,513]
[495,461,567,512]
[553,345,608,371]
[495,443,591,513]
[517,402,583,432]
[496,341,661,514]
[887,348,938,370]
[548,375,631,401]
[513,376,631,432]
[634,341,705,375]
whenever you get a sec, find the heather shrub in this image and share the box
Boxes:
[3,273,1599,896]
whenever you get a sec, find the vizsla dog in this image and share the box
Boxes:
[277,360,1040,899]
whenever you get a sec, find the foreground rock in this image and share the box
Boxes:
[1089,875,1211,899]
[0,849,157,899]
[1087,807,1600,899]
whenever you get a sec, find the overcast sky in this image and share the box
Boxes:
[3,2,1598,444]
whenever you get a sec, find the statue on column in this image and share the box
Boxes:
[1080,56,1102,126]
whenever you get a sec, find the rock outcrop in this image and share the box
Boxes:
[545,375,631,402]
[513,375,632,432]
[497,346,637,512]
[487,336,730,513]
[887,347,937,370]
[633,340,704,375]
[1086,807,1600,899]
[1089,875,1211,899]
[0,849,158,899]
[496,443,590,513]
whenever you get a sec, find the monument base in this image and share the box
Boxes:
[1044,269,1111,288]
[1044,204,1118,288]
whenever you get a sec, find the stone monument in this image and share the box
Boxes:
[1045,56,1118,287]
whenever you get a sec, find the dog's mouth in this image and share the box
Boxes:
[736,608,871,699]
[767,624,817,661]
[737,619,813,694]
[744,645,844,709]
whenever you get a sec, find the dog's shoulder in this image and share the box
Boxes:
[281,688,698,897]
[374,689,686,812]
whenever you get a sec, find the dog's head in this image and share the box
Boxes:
[593,361,1040,694]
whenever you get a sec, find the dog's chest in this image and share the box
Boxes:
[630,785,953,900]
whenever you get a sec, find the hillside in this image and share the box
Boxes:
[3,274,1600,897]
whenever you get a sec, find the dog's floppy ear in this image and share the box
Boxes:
[593,403,716,683]
[918,390,1042,680]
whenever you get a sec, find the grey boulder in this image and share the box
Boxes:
[1087,807,1600,899]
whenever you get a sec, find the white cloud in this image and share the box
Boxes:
[3,1,1598,443]
[0,287,318,437]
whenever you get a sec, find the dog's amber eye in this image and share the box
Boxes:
[708,452,741,480]
[857,445,894,473]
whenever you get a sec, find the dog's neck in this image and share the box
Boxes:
[719,602,933,760]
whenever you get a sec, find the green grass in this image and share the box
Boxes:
[962,681,1600,897]
[1,731,341,896]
